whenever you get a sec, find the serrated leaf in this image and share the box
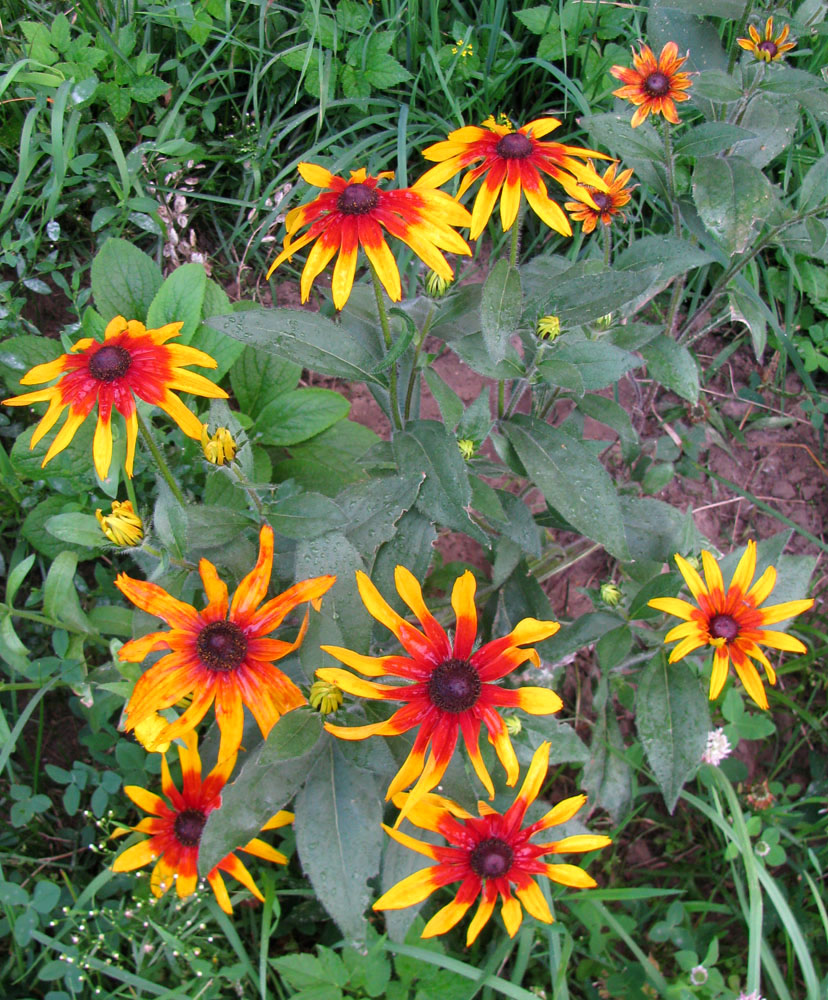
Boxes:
[673,122,756,157]
[338,475,421,556]
[480,259,521,364]
[636,654,709,813]
[199,711,323,872]
[504,415,629,559]
[693,157,773,256]
[514,5,555,33]
[536,262,662,326]
[295,741,384,941]
[130,74,170,103]
[256,388,349,446]
[102,81,131,121]
[91,238,163,323]
[274,420,379,496]
[146,263,207,341]
[364,52,411,89]
[640,335,699,403]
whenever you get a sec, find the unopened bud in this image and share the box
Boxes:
[309,679,344,715]
[96,500,143,547]
[537,315,561,341]
[600,582,622,607]
[201,425,237,465]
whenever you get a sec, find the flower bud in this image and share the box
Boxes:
[600,582,622,607]
[425,270,452,298]
[201,425,237,465]
[504,715,522,736]
[536,315,561,341]
[457,438,475,461]
[309,679,344,715]
[96,500,143,547]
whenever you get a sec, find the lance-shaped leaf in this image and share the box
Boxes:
[693,156,774,255]
[481,259,522,364]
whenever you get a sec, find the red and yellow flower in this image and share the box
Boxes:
[374,741,611,944]
[2,316,227,480]
[737,17,796,63]
[112,731,292,912]
[417,115,611,239]
[610,42,692,128]
[648,540,814,709]
[318,566,562,824]
[266,164,472,310]
[117,524,335,761]
[564,162,636,234]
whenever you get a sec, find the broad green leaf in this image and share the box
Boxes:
[274,420,379,496]
[520,716,589,765]
[535,263,662,325]
[535,359,584,396]
[43,550,91,633]
[423,368,464,428]
[393,421,486,543]
[451,332,524,380]
[364,51,411,89]
[338,475,421,557]
[692,156,773,256]
[543,341,643,391]
[636,654,709,813]
[514,5,555,34]
[230,345,302,417]
[295,531,370,653]
[798,152,828,213]
[91,237,162,322]
[580,112,662,161]
[208,309,384,384]
[690,69,744,102]
[255,388,349,447]
[480,259,522,365]
[153,481,187,559]
[146,262,207,339]
[640,335,700,403]
[727,93,798,169]
[614,236,715,283]
[582,679,632,823]
[621,496,700,565]
[199,711,323,873]
[5,553,36,606]
[647,1,728,71]
[673,122,756,158]
[504,415,629,559]
[45,513,107,549]
[728,285,768,359]
[0,335,63,390]
[576,393,639,462]
[370,509,437,617]
[494,491,542,558]
[268,493,347,540]
[22,495,98,561]
[295,740,384,941]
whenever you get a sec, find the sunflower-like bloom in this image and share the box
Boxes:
[737,17,796,62]
[266,164,472,310]
[610,42,693,128]
[96,499,144,546]
[648,541,814,709]
[2,316,227,480]
[374,741,611,944]
[417,115,611,239]
[318,567,562,824]
[112,731,293,912]
[564,162,636,234]
[117,524,336,761]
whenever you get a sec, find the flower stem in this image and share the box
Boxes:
[369,263,403,430]
[508,205,522,267]
[727,0,755,75]
[137,412,187,506]
[662,123,686,335]
[602,222,612,267]
[124,472,139,511]
[403,306,435,423]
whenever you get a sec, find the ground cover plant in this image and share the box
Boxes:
[1,1,827,999]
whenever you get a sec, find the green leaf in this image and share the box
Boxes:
[480,259,522,365]
[5,554,36,606]
[274,420,380,496]
[535,359,584,396]
[0,335,62,390]
[268,493,347,540]
[256,388,349,447]
[271,953,347,994]
[43,550,91,633]
[146,263,207,340]
[576,393,639,462]
[208,310,384,384]
[614,236,715,284]
[693,156,774,256]
[101,80,131,120]
[504,415,629,559]
[45,513,107,549]
[199,711,323,873]
[230,345,302,417]
[370,509,437,616]
[295,741,384,941]
[691,69,744,102]
[640,335,699,403]
[636,654,709,813]
[338,475,422,557]
[91,238,163,323]
[130,73,170,103]
[621,497,700,566]
[545,341,642,391]
[535,263,662,326]
[798,152,828,213]
[728,285,767,359]
[296,532,370,653]
[726,94,798,169]
[582,679,632,823]
[580,112,663,161]
[22,495,98,561]
[514,5,555,33]
[364,51,411,89]
[337,0,371,33]
[674,122,757,158]
[392,421,486,544]
[423,369,464,428]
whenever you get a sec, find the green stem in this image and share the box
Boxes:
[137,413,186,505]
[497,380,505,420]
[727,0,756,75]
[403,306,435,423]
[508,212,521,267]
[0,604,88,635]
[124,472,139,511]
[602,221,612,267]
[229,463,265,517]
[369,263,403,430]
[661,123,686,337]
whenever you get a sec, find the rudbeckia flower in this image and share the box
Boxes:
[96,499,144,547]
[318,566,562,824]
[564,162,637,234]
[2,316,227,480]
[374,741,611,944]
[648,540,814,709]
[112,731,293,912]
[117,524,335,761]
[416,115,611,239]
[610,42,692,128]
[266,164,472,310]
[737,17,796,62]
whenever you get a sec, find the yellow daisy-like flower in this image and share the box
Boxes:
[564,162,636,234]
[266,164,472,310]
[2,316,227,480]
[374,741,611,945]
[416,115,612,239]
[648,540,814,709]
[201,424,237,465]
[96,499,144,546]
[318,566,562,825]
[116,524,336,762]
[112,731,293,913]
[610,42,693,128]
[737,17,796,63]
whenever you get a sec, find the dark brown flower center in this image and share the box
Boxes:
[757,40,778,57]
[470,837,514,879]
[196,621,248,672]
[88,345,132,382]
[496,132,533,159]
[428,657,481,713]
[174,808,207,847]
[644,71,671,97]
[337,183,379,215]
[710,614,739,641]
[591,191,613,211]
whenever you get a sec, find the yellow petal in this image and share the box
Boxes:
[544,863,597,888]
[515,880,553,923]
[674,554,708,601]
[549,835,612,853]
[729,540,756,596]
[373,867,441,909]
[501,895,523,938]
[423,897,475,937]
[537,793,587,830]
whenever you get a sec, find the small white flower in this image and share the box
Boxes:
[755,840,770,857]
[737,991,766,1000]
[702,727,732,766]
[690,964,708,985]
